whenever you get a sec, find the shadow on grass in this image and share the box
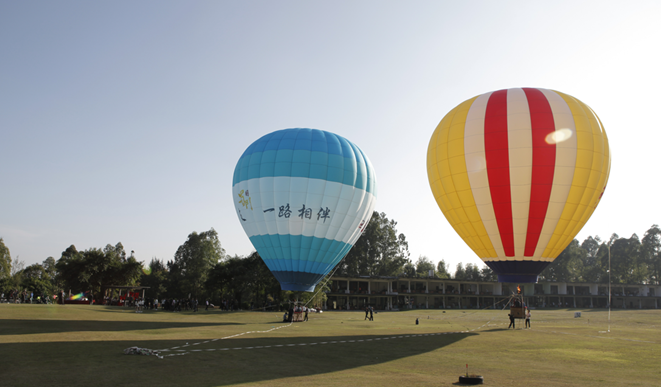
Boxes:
[0,332,475,387]
[0,319,242,335]
[482,328,510,332]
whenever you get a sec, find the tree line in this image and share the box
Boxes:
[0,230,327,309]
[1,214,659,306]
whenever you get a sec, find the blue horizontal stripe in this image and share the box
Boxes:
[249,234,351,276]
[270,271,325,292]
[233,128,376,195]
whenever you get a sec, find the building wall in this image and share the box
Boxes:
[324,276,660,310]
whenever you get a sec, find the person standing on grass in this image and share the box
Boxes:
[304,307,308,322]
[508,313,515,329]
[525,309,531,329]
[369,306,374,321]
[365,306,370,320]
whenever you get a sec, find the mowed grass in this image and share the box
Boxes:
[1,304,660,386]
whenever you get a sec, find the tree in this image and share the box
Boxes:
[299,277,330,309]
[206,252,282,309]
[608,233,643,284]
[464,263,481,281]
[21,263,55,297]
[479,265,497,281]
[42,256,61,291]
[340,211,410,276]
[0,238,11,282]
[579,236,604,282]
[415,256,435,277]
[140,258,168,299]
[55,245,85,292]
[538,239,585,282]
[436,259,450,279]
[6,255,26,291]
[453,263,466,280]
[42,257,57,278]
[55,243,142,301]
[641,225,661,284]
[627,234,647,284]
[85,243,142,300]
[171,229,225,298]
[402,262,416,278]
[0,239,12,292]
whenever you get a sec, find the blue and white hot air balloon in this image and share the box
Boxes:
[232,128,377,292]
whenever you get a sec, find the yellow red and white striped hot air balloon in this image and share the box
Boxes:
[427,88,610,283]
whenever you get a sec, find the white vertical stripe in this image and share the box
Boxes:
[534,89,578,259]
[464,91,504,260]
[507,88,533,257]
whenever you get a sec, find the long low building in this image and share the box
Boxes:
[325,275,661,311]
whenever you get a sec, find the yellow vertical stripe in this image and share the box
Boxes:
[427,96,488,257]
[542,91,610,257]
[464,92,499,259]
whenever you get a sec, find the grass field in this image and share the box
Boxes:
[1,304,660,386]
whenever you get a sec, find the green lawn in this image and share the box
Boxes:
[1,304,659,386]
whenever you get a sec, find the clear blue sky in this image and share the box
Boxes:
[1,1,659,272]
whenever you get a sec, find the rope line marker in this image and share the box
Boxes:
[137,310,505,359]
[154,324,489,358]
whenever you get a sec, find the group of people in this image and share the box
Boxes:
[1,291,50,304]
[2,291,246,313]
[364,305,374,321]
[155,298,207,312]
[508,309,532,329]
[283,305,310,322]
[109,297,209,312]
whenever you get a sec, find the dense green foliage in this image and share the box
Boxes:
[538,225,661,284]
[0,238,10,282]
[167,229,224,298]
[54,243,143,301]
[339,212,411,276]
[0,239,12,292]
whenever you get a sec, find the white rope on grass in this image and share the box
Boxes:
[128,318,493,359]
[123,321,294,358]
[157,330,482,358]
[155,321,294,358]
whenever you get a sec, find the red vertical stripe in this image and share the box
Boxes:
[484,89,515,256]
[523,88,556,256]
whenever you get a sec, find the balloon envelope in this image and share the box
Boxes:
[233,128,377,291]
[427,88,610,282]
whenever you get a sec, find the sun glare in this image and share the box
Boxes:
[545,128,573,144]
